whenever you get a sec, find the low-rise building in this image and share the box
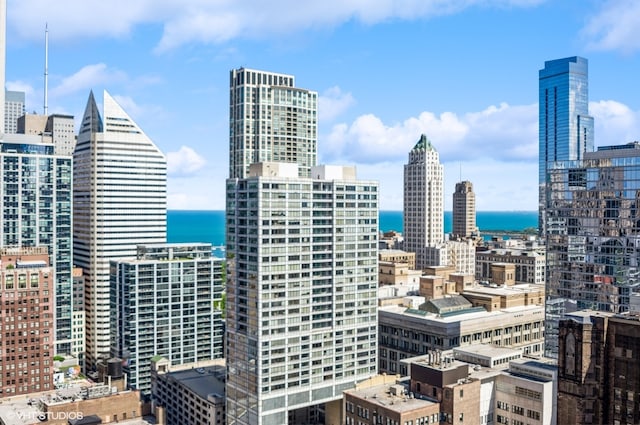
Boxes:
[379,249,415,270]
[343,375,440,425]
[378,284,545,376]
[379,231,404,250]
[378,260,422,287]
[404,345,556,425]
[476,244,546,285]
[151,357,226,425]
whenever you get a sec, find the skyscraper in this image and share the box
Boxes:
[229,68,317,179]
[225,163,378,425]
[539,56,594,232]
[403,134,445,269]
[0,134,73,355]
[545,142,640,357]
[73,90,167,371]
[452,180,477,239]
[4,90,25,134]
[111,243,224,394]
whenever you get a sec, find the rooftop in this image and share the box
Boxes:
[159,359,226,401]
[380,302,544,325]
[345,383,438,413]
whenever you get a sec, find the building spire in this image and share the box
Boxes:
[44,23,48,115]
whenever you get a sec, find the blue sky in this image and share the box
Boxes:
[5,0,640,211]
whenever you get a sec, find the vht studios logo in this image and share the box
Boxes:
[12,411,84,421]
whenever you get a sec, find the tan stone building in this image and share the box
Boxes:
[343,375,440,425]
[379,249,416,270]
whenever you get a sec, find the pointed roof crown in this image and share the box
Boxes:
[413,134,436,152]
[79,90,103,135]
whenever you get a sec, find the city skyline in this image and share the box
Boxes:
[4,1,640,211]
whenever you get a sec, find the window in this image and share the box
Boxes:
[497,401,509,411]
[526,410,540,421]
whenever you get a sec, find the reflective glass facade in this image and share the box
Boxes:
[539,57,594,233]
[545,143,640,356]
[0,140,72,355]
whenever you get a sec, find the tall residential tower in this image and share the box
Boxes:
[226,68,378,425]
[229,68,317,179]
[226,163,378,425]
[403,134,445,269]
[73,90,167,371]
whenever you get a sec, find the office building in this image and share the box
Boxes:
[557,310,640,425]
[539,56,594,232]
[229,68,317,179]
[71,267,85,368]
[111,243,224,394]
[404,134,445,269]
[18,113,76,156]
[0,134,73,355]
[0,247,54,397]
[4,89,24,134]
[476,243,546,285]
[403,346,556,425]
[545,142,640,356]
[73,90,167,371]
[451,180,477,240]
[225,162,379,425]
[151,357,226,425]
[378,282,545,376]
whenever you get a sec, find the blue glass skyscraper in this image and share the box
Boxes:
[539,56,594,233]
[539,56,594,181]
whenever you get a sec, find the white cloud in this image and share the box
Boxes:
[318,86,355,122]
[8,0,547,51]
[582,0,640,53]
[321,103,537,164]
[590,99,640,146]
[50,64,127,98]
[167,146,207,176]
[324,98,640,211]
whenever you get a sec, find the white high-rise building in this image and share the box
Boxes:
[404,134,445,269]
[73,90,167,371]
[229,68,317,179]
[225,163,379,425]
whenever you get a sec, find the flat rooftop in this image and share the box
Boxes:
[345,384,437,413]
[380,303,543,324]
[162,360,226,401]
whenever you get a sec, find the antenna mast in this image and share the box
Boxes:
[44,23,48,115]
